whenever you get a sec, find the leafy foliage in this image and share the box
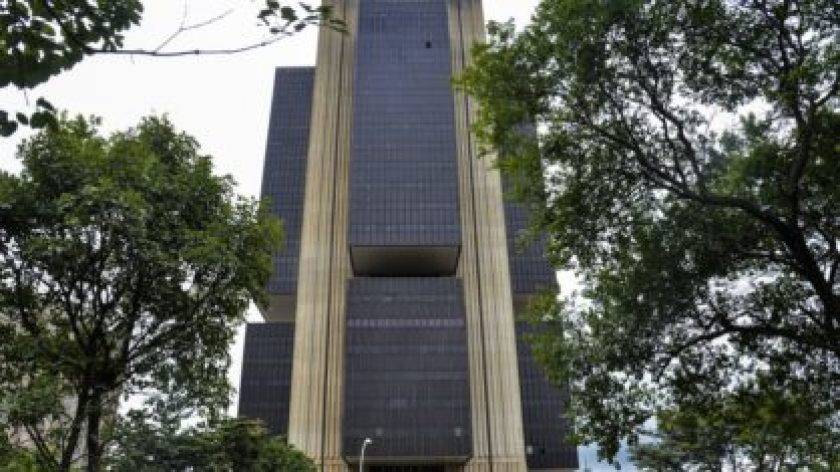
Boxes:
[0,0,341,136]
[460,0,840,466]
[0,0,142,136]
[257,1,344,37]
[0,433,39,472]
[0,115,281,471]
[1,0,142,89]
[631,390,840,470]
[109,416,316,472]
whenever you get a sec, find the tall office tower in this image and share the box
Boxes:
[238,1,578,471]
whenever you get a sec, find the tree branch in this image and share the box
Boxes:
[96,34,294,58]
[630,52,706,188]
[59,388,91,471]
[714,307,839,357]
[154,7,236,53]
[655,329,730,381]
[24,423,59,471]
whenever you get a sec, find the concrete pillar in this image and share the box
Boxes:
[287,1,357,470]
[449,1,528,471]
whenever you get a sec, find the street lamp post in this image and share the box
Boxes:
[359,438,373,472]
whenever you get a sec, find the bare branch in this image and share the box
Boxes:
[154,6,236,53]
[97,34,293,58]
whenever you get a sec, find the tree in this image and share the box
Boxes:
[0,432,40,472]
[459,0,840,465]
[0,0,342,136]
[109,416,316,472]
[0,115,281,471]
[631,391,840,471]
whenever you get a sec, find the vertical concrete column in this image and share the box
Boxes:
[322,2,358,470]
[287,1,356,471]
[449,1,528,471]
[448,0,491,468]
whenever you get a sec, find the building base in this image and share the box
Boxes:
[464,457,528,472]
[321,458,350,472]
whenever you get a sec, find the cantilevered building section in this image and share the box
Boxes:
[238,1,578,471]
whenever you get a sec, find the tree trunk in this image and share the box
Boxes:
[59,389,91,472]
[85,392,103,472]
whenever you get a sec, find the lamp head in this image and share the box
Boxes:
[363,438,373,446]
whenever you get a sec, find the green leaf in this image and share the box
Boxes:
[0,112,18,137]
[29,111,53,129]
[280,6,297,21]
[35,97,55,112]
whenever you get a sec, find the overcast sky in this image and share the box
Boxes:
[0,1,632,469]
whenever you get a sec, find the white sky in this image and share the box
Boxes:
[0,1,631,469]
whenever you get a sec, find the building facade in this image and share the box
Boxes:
[238,1,578,471]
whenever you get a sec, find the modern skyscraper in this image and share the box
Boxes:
[238,1,578,471]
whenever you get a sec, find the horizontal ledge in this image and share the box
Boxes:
[350,245,461,276]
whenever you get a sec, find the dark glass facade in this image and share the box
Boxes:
[238,323,295,437]
[516,324,578,470]
[238,68,313,432]
[505,184,577,470]
[344,278,471,461]
[262,67,314,299]
[349,0,461,275]
[344,1,470,463]
[504,192,556,296]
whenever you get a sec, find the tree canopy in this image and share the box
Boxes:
[460,0,840,466]
[0,0,341,136]
[0,115,281,471]
[109,416,316,472]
